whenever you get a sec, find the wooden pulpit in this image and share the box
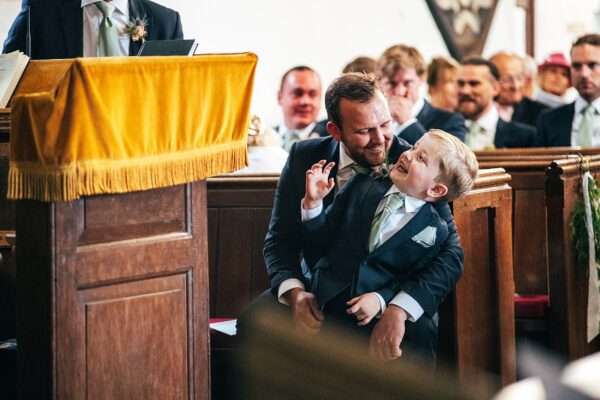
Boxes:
[9,55,256,400]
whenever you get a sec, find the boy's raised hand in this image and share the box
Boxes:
[303,160,336,209]
[346,292,381,326]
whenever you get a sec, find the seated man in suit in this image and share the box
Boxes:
[537,34,600,147]
[489,51,549,127]
[275,65,328,152]
[376,44,467,144]
[457,57,536,150]
[2,0,183,59]
[248,73,465,364]
[300,130,478,364]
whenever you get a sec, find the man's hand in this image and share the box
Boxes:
[284,288,324,335]
[303,160,335,210]
[387,95,414,125]
[369,305,408,361]
[346,292,381,326]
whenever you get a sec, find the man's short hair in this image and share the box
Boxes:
[325,73,378,128]
[572,33,600,49]
[342,56,377,74]
[279,65,319,91]
[427,56,459,87]
[461,56,500,81]
[428,129,478,201]
[378,44,426,80]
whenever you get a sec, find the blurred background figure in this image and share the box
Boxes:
[342,56,377,75]
[522,54,538,99]
[490,51,548,127]
[427,56,460,112]
[535,52,575,108]
[275,66,327,152]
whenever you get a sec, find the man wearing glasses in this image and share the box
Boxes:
[490,51,548,127]
[537,34,600,147]
[376,44,467,144]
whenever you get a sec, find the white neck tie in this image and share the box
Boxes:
[578,105,596,148]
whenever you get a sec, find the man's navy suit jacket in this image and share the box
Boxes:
[536,103,576,147]
[263,136,464,318]
[302,174,449,314]
[512,97,549,128]
[2,0,183,59]
[494,118,537,148]
[399,100,467,145]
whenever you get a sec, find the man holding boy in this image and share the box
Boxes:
[258,73,467,364]
[301,130,478,361]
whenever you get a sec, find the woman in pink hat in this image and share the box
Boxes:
[535,52,577,108]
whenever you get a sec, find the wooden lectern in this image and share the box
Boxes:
[9,55,256,399]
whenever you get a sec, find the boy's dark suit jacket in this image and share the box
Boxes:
[536,102,575,147]
[512,97,550,127]
[263,136,464,319]
[494,118,537,148]
[3,0,183,59]
[398,100,467,144]
[302,174,449,316]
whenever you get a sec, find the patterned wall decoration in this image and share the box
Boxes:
[425,0,499,60]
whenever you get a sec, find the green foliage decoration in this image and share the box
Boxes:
[571,176,600,266]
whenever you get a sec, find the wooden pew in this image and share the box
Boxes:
[546,156,600,359]
[207,168,516,385]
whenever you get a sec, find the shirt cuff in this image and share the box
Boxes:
[300,199,323,221]
[394,118,418,135]
[277,278,305,305]
[389,291,424,322]
[374,292,386,318]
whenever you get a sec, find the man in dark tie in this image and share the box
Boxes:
[376,44,467,144]
[537,34,600,147]
[2,0,183,59]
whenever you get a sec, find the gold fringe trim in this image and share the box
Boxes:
[8,142,248,202]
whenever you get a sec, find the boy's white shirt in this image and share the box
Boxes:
[278,143,427,322]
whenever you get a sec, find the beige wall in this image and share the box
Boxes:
[1,0,599,125]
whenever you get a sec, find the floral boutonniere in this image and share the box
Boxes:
[125,17,148,43]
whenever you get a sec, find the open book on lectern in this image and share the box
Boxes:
[0,51,30,108]
[137,39,198,56]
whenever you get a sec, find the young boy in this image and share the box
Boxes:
[301,129,478,360]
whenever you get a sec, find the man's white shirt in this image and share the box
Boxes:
[466,105,499,151]
[278,143,426,322]
[82,0,130,57]
[571,96,600,147]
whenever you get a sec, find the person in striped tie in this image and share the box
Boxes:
[300,129,478,366]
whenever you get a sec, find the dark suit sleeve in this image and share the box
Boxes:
[263,143,305,295]
[171,11,183,39]
[443,113,467,142]
[2,4,28,54]
[397,121,426,144]
[401,202,464,317]
[535,110,551,147]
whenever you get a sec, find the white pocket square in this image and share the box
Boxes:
[411,226,437,248]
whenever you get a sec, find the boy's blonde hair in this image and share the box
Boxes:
[427,129,478,201]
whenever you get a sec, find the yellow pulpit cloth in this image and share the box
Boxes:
[8,53,257,201]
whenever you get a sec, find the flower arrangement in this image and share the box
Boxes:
[125,17,148,43]
[571,175,600,266]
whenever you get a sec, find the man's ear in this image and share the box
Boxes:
[327,121,342,142]
[277,90,283,105]
[427,183,448,200]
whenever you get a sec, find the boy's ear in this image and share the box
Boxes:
[427,183,448,200]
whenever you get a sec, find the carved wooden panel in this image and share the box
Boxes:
[17,182,209,400]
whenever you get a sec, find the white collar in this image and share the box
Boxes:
[385,185,425,213]
[82,0,128,15]
[574,95,600,115]
[411,96,426,118]
[338,141,357,170]
[470,105,499,134]
[280,121,316,139]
